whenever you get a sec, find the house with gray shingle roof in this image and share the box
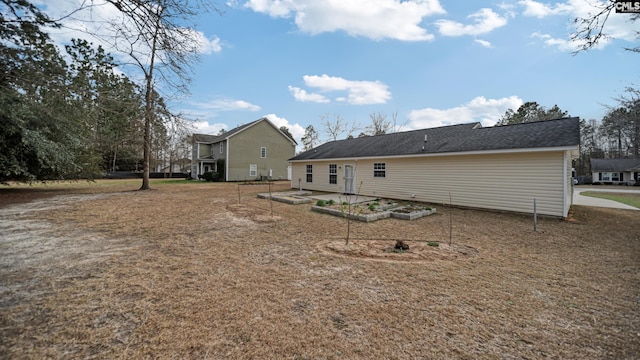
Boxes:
[591,158,640,185]
[192,118,297,181]
[289,117,580,218]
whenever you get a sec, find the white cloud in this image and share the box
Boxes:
[192,120,228,134]
[263,114,306,149]
[288,86,330,103]
[408,96,523,128]
[295,74,391,105]
[194,33,223,54]
[522,0,639,50]
[39,0,223,64]
[436,8,508,36]
[519,0,572,17]
[530,31,592,51]
[194,98,261,111]
[474,39,493,48]
[243,0,446,41]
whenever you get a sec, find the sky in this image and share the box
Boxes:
[39,0,639,148]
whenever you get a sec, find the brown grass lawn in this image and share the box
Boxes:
[1,180,639,359]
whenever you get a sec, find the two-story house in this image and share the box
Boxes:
[192,117,297,181]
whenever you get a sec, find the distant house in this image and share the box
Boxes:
[155,158,191,174]
[591,158,640,185]
[289,118,580,218]
[192,117,297,181]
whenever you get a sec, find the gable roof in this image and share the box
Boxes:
[590,158,640,172]
[193,117,297,145]
[290,117,580,161]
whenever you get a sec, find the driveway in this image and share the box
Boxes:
[573,186,640,210]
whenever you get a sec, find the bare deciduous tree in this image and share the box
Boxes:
[367,111,394,135]
[320,113,360,141]
[92,0,220,189]
[571,1,639,54]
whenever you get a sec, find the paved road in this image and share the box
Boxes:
[573,186,640,210]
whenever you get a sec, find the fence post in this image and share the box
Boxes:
[533,198,537,232]
[269,181,273,216]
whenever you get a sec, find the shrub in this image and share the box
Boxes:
[327,199,336,205]
[316,200,327,206]
[368,204,376,211]
[201,171,221,182]
[427,241,439,247]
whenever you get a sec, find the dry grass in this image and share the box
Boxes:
[1,180,639,359]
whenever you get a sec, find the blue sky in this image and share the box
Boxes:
[41,0,639,147]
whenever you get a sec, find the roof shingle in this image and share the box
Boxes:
[290,117,580,161]
[590,158,640,172]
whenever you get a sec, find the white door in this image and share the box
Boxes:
[287,165,292,180]
[344,165,354,194]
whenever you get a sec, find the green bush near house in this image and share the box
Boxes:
[316,200,327,206]
[201,171,221,182]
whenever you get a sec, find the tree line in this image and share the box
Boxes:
[0,0,208,187]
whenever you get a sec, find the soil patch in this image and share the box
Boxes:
[324,239,478,262]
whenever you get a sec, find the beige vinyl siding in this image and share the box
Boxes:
[292,163,344,192]
[292,151,567,217]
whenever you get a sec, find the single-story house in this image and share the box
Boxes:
[289,117,580,218]
[192,117,297,181]
[591,158,640,185]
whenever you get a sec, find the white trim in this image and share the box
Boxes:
[290,146,579,163]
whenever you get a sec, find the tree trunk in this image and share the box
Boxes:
[140,10,162,191]
[111,143,118,173]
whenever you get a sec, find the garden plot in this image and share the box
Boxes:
[312,198,436,222]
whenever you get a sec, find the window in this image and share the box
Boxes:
[636,172,640,181]
[601,172,611,181]
[611,172,621,182]
[306,164,313,183]
[220,143,224,154]
[329,164,337,184]
[250,164,257,177]
[373,162,386,178]
[261,147,266,158]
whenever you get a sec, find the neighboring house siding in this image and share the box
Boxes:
[198,143,211,158]
[292,151,567,217]
[227,120,295,181]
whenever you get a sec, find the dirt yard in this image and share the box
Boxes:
[1,180,638,359]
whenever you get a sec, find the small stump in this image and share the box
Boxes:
[394,240,410,250]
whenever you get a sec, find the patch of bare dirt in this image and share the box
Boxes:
[324,240,477,262]
[1,180,639,359]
